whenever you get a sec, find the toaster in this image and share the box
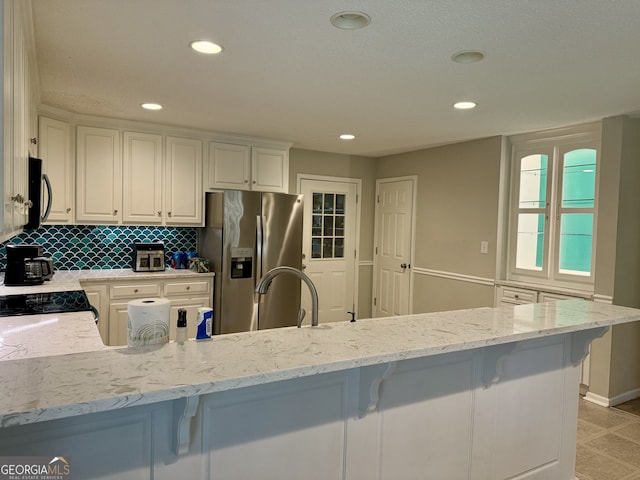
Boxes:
[132,242,166,272]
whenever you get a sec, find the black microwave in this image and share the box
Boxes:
[26,156,53,229]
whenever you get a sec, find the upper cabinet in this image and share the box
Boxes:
[122,131,163,224]
[251,147,289,192]
[207,142,251,190]
[207,142,289,193]
[75,127,203,226]
[0,0,36,241]
[163,136,202,225]
[39,116,72,224]
[76,126,121,224]
[36,110,291,227]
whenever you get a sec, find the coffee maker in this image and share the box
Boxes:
[4,244,54,286]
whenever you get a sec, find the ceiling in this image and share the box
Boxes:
[30,0,640,157]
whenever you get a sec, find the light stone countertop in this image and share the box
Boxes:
[0,269,214,370]
[0,268,214,295]
[0,299,639,427]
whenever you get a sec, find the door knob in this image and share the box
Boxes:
[400,263,410,269]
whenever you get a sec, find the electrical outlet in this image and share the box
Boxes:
[480,241,489,254]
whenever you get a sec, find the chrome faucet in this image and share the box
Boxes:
[255,266,319,327]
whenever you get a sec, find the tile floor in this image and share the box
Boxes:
[576,398,640,480]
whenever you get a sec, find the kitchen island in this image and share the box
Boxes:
[0,297,638,479]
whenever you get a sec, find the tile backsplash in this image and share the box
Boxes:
[0,225,197,271]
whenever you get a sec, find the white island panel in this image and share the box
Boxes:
[0,300,638,479]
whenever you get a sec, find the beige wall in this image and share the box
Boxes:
[290,126,640,402]
[377,136,503,313]
[590,116,640,401]
[288,148,377,318]
[413,275,494,313]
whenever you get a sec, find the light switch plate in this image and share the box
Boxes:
[480,241,489,254]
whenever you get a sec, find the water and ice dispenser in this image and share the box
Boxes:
[230,247,253,279]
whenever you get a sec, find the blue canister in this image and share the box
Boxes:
[179,251,188,269]
[171,251,183,269]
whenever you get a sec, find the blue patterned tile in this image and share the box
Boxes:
[0,225,198,271]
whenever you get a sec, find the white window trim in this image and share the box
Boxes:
[506,123,601,291]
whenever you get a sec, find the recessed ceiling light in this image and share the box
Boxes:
[141,103,162,111]
[339,134,356,140]
[453,101,477,110]
[190,40,223,54]
[451,50,485,64]
[330,11,371,30]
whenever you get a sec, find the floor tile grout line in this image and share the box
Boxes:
[578,443,640,473]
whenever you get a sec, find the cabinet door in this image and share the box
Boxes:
[164,136,202,225]
[10,6,28,230]
[122,131,163,224]
[168,297,210,341]
[82,283,109,344]
[39,117,73,223]
[1,2,30,238]
[251,147,289,193]
[108,302,129,347]
[76,126,121,224]
[207,142,251,191]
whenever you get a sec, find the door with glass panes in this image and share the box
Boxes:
[301,179,357,323]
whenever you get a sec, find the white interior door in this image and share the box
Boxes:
[374,178,415,317]
[301,179,358,324]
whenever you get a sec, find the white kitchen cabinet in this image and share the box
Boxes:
[207,142,251,190]
[207,142,289,193]
[251,146,289,192]
[0,0,34,241]
[495,286,537,306]
[39,116,73,223]
[538,291,585,303]
[76,125,121,224]
[164,136,203,225]
[97,276,213,347]
[108,280,163,346]
[495,284,590,307]
[82,283,108,344]
[122,131,163,224]
[164,278,211,340]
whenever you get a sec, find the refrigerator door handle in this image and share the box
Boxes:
[256,214,264,287]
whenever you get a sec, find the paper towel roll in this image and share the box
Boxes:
[127,297,170,347]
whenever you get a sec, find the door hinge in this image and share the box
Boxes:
[356,194,359,203]
[354,249,357,258]
[377,194,380,203]
[373,297,377,306]
[375,246,378,255]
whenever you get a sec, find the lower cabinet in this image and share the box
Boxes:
[82,283,109,344]
[495,285,589,307]
[81,276,213,346]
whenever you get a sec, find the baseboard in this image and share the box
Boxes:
[584,388,640,407]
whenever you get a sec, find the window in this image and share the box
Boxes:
[508,126,599,288]
[311,192,346,259]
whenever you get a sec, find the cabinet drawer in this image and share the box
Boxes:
[498,287,537,304]
[164,280,210,296]
[110,283,161,299]
[538,292,584,303]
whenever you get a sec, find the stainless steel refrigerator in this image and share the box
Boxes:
[199,191,304,334]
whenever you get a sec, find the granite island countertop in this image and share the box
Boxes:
[1,299,640,428]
